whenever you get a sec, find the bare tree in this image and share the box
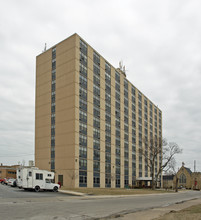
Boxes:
[139,138,182,190]
[164,158,179,192]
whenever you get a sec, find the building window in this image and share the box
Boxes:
[80,64,87,77]
[79,171,87,187]
[93,117,100,128]
[79,134,87,146]
[124,79,128,90]
[93,161,100,172]
[80,88,87,101]
[8,171,16,174]
[51,158,55,170]
[79,123,87,135]
[52,47,56,59]
[79,146,87,158]
[93,128,100,139]
[132,86,135,96]
[94,74,100,86]
[79,99,87,111]
[138,92,142,101]
[93,174,100,187]
[93,150,100,161]
[93,85,100,96]
[52,60,56,70]
[80,75,87,89]
[79,159,87,170]
[80,52,87,66]
[93,139,100,150]
[93,63,100,75]
[93,52,100,65]
[105,103,111,113]
[105,113,111,123]
[115,71,120,83]
[105,173,111,187]
[80,40,87,55]
[179,173,186,184]
[105,123,111,132]
[79,110,87,123]
[105,62,111,73]
[52,70,56,81]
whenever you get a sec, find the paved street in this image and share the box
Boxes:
[1,184,201,220]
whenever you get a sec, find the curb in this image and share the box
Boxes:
[58,189,188,198]
[58,189,86,196]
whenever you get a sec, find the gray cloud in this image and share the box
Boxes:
[1,0,201,171]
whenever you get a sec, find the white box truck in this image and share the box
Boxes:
[17,167,60,192]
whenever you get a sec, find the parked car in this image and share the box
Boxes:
[5,178,9,185]
[1,178,8,185]
[8,178,17,187]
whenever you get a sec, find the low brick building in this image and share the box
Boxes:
[163,174,174,189]
[0,164,19,179]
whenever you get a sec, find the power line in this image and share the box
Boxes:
[0,153,34,158]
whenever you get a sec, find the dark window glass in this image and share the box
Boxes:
[79,146,87,158]
[79,159,87,170]
[52,60,56,70]
[115,71,120,83]
[52,48,56,59]
[79,171,87,187]
[36,173,43,180]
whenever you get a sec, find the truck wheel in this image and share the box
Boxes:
[35,186,40,192]
[53,186,58,192]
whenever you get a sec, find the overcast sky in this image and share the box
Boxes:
[1,0,201,172]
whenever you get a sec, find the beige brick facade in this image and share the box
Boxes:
[35,33,162,188]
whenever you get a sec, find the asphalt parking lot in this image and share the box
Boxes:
[0,182,68,199]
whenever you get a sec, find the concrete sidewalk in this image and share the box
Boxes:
[58,188,186,198]
[115,197,201,220]
[58,189,86,196]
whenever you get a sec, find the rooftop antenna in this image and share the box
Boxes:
[43,43,47,52]
[119,61,123,70]
[123,65,126,73]
[194,160,196,172]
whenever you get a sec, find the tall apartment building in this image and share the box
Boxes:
[35,33,162,188]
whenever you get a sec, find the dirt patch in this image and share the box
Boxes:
[155,204,201,220]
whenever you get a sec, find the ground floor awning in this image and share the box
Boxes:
[136,177,152,181]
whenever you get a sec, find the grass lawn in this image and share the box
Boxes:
[60,187,174,195]
[156,204,201,220]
